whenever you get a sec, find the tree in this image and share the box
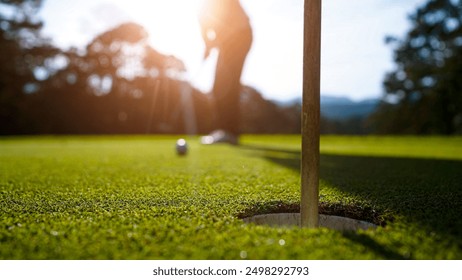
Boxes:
[27,21,200,134]
[375,0,462,134]
[0,0,59,134]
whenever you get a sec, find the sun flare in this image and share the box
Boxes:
[134,0,204,58]
[122,0,211,88]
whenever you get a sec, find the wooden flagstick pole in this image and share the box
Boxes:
[301,0,322,228]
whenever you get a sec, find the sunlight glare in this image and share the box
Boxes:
[134,1,203,61]
[128,0,212,89]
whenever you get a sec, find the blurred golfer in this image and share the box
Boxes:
[199,0,253,145]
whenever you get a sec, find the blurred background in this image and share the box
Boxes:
[1,0,461,135]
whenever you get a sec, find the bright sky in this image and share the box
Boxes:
[38,0,427,101]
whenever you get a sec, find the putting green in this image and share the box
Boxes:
[0,135,461,259]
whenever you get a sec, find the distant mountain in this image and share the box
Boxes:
[272,94,381,120]
[320,95,380,120]
[320,95,353,105]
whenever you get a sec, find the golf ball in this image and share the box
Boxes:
[176,138,188,156]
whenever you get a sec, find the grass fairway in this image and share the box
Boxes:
[1,135,461,259]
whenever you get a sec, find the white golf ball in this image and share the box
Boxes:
[176,138,188,156]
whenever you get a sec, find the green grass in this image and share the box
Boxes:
[1,135,461,259]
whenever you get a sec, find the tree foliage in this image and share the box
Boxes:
[24,22,193,134]
[0,0,60,133]
[373,0,462,134]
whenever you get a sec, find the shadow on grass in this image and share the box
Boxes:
[240,144,462,252]
[341,232,408,260]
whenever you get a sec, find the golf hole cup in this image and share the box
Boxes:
[176,139,188,156]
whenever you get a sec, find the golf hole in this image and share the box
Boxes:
[243,213,377,231]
